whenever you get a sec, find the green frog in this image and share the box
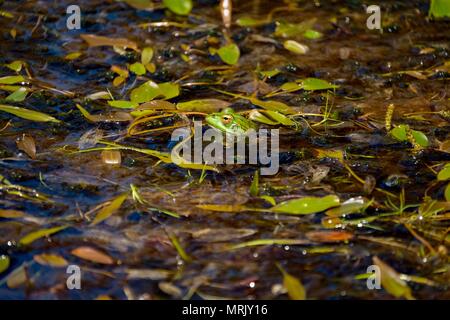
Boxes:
[205,108,257,136]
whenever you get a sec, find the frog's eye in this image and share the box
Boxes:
[221,115,233,124]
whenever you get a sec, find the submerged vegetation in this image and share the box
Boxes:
[0,0,449,299]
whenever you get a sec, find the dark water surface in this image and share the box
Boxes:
[0,0,449,299]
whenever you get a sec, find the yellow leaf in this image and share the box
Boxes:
[19,225,68,246]
[33,254,68,267]
[277,264,306,300]
[91,193,128,225]
[313,148,344,162]
[64,52,82,60]
[0,104,60,123]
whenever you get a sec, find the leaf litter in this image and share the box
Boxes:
[0,0,449,300]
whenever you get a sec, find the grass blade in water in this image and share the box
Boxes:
[0,104,60,123]
[91,193,128,226]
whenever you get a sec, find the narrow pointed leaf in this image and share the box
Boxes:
[217,43,240,65]
[373,256,415,300]
[272,195,340,215]
[19,225,68,245]
[163,0,192,15]
[0,104,60,123]
[91,193,128,225]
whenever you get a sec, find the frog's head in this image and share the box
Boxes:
[205,108,238,134]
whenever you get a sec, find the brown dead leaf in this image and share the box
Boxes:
[305,231,353,243]
[403,71,428,80]
[6,265,27,288]
[71,246,114,265]
[101,150,122,165]
[80,34,138,51]
[16,134,36,159]
[0,209,26,218]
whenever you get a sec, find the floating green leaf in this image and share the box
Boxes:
[249,109,296,126]
[130,80,160,103]
[390,125,407,141]
[259,69,281,78]
[274,20,316,38]
[280,82,301,92]
[5,60,23,72]
[283,40,309,55]
[429,0,450,18]
[236,17,269,27]
[130,62,146,75]
[0,104,60,123]
[437,163,450,181]
[163,0,192,15]
[272,195,340,215]
[263,110,296,126]
[158,82,180,100]
[6,87,28,102]
[0,75,25,85]
[141,47,154,65]
[108,100,138,109]
[130,81,179,103]
[390,125,428,147]
[303,29,323,40]
[217,43,240,65]
[0,255,10,274]
[373,256,414,300]
[176,99,230,112]
[277,264,306,300]
[411,130,429,147]
[91,193,128,226]
[298,78,339,91]
[248,110,279,125]
[260,195,276,206]
[19,225,68,246]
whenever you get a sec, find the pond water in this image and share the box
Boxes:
[0,0,449,300]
